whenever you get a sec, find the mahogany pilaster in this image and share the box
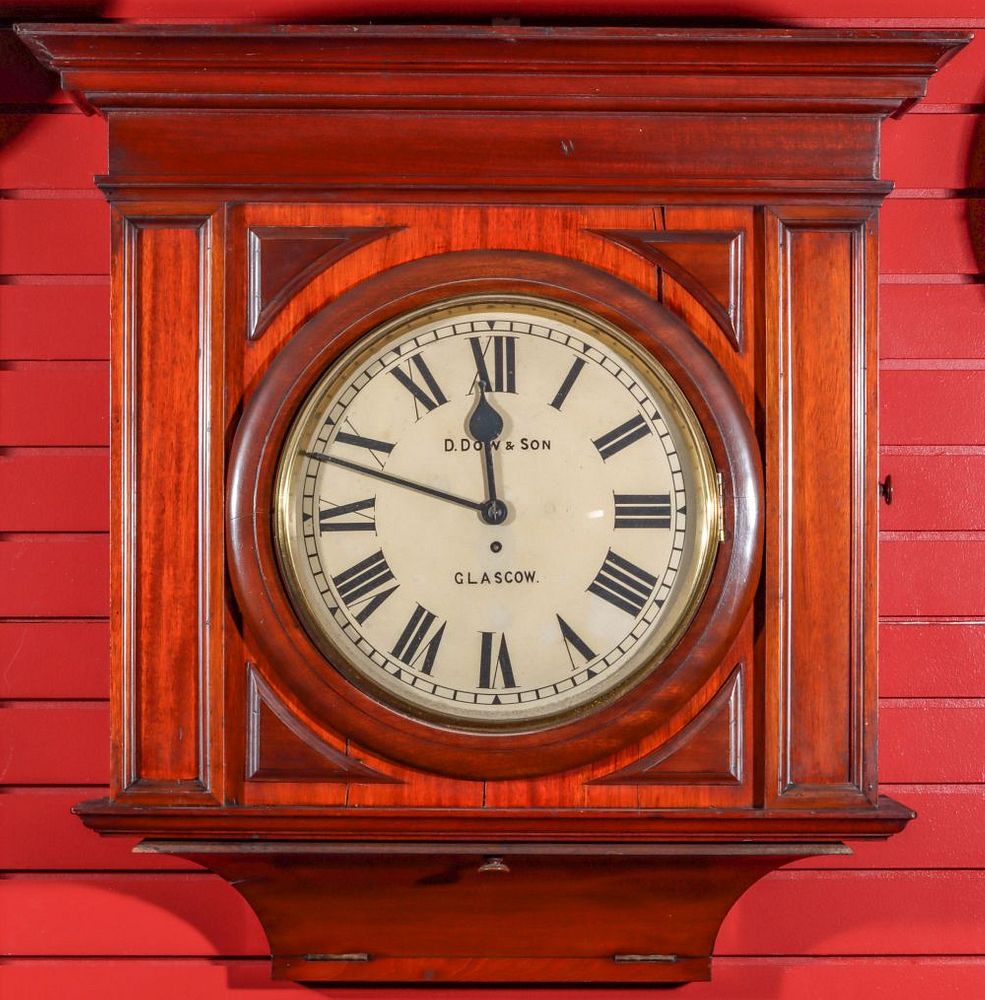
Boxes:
[113,207,225,803]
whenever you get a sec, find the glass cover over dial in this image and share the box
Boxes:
[275,295,720,728]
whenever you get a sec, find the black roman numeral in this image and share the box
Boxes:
[318,497,376,533]
[391,354,448,419]
[469,335,516,393]
[593,413,651,461]
[332,550,398,624]
[334,419,395,469]
[587,549,658,617]
[556,614,597,669]
[478,632,517,689]
[549,357,586,410]
[614,493,672,529]
[391,604,446,675]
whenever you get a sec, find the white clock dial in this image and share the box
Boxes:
[275,295,719,728]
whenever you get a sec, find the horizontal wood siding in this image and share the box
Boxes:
[1,3,981,996]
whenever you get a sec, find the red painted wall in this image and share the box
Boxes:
[2,2,984,996]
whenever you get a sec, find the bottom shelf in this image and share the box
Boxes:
[139,841,849,984]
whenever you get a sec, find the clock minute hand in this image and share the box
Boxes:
[302,451,485,514]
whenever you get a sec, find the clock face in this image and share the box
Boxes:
[274,295,720,728]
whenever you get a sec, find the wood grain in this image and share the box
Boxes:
[764,208,875,807]
[119,218,212,795]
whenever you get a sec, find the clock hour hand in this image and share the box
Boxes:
[302,451,486,514]
[467,381,509,526]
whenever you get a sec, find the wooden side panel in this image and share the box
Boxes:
[116,214,221,802]
[765,208,875,806]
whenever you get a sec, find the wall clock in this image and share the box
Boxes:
[17,22,968,985]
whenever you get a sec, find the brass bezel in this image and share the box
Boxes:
[274,293,720,732]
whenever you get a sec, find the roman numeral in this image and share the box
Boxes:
[317,497,376,533]
[614,493,672,529]
[469,335,517,393]
[391,604,446,675]
[478,632,517,689]
[593,413,651,461]
[556,614,597,669]
[332,550,398,624]
[390,354,448,419]
[549,357,586,410]
[588,549,658,618]
[334,419,395,469]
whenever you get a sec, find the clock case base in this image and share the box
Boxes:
[83,798,913,984]
[138,840,853,985]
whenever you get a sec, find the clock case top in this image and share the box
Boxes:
[15,24,967,843]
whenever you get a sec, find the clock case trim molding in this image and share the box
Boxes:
[17,22,966,986]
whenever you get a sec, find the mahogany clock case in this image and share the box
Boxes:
[13,21,968,986]
[227,251,762,781]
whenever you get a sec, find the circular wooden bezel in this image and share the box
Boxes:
[227,251,763,780]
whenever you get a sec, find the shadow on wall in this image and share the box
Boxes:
[968,110,985,279]
[1,5,107,163]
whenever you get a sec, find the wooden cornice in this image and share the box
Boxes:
[16,24,970,117]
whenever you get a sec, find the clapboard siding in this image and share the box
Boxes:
[881,369,985,445]
[0,111,107,188]
[0,535,109,618]
[0,620,109,699]
[0,200,109,274]
[880,283,985,359]
[3,110,978,195]
[2,869,984,957]
[0,364,109,445]
[0,449,109,532]
[3,783,981,872]
[2,616,979,704]
[0,285,110,360]
[3,197,981,277]
[880,621,985,696]
[2,958,984,999]
[881,539,985,617]
[2,4,982,998]
[0,699,977,787]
